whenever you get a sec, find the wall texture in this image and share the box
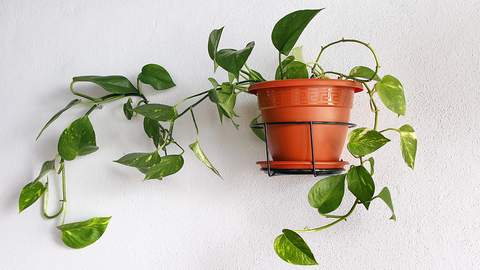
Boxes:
[1,0,479,269]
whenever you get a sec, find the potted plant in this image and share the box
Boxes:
[18,8,417,265]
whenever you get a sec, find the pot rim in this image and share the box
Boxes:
[248,79,363,94]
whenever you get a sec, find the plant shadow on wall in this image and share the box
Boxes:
[18,9,417,265]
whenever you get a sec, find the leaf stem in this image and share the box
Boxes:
[42,177,64,219]
[175,90,210,107]
[363,83,379,130]
[177,94,209,118]
[190,107,200,141]
[60,159,67,225]
[70,81,99,102]
[379,128,399,133]
[278,52,284,79]
[312,38,379,81]
[293,199,358,233]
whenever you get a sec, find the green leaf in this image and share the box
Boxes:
[33,159,56,183]
[375,75,406,116]
[72,76,138,95]
[216,41,255,79]
[284,61,309,79]
[349,66,381,81]
[144,155,184,181]
[57,217,111,249]
[58,116,99,161]
[220,82,234,94]
[208,27,224,63]
[274,229,318,265]
[138,64,176,90]
[308,174,346,214]
[134,103,178,122]
[189,141,222,179]
[208,77,220,90]
[376,187,396,221]
[143,117,164,148]
[399,125,417,169]
[271,9,323,56]
[216,91,238,120]
[19,181,46,213]
[275,56,295,80]
[37,99,82,140]
[114,152,161,168]
[247,69,266,82]
[291,46,305,63]
[250,115,266,142]
[123,98,133,120]
[347,166,375,208]
[347,128,390,156]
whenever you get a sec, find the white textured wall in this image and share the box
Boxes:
[1,0,479,269]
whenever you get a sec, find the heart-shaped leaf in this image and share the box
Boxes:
[271,9,323,56]
[114,152,161,168]
[216,41,255,79]
[58,116,99,161]
[144,155,184,181]
[72,76,138,95]
[274,229,318,265]
[19,181,46,213]
[134,104,178,122]
[347,128,390,156]
[347,165,375,208]
[399,124,417,169]
[57,217,111,249]
[308,174,346,214]
[375,75,406,116]
[283,61,309,79]
[138,64,176,90]
[349,66,381,81]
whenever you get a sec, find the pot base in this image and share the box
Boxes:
[256,160,348,170]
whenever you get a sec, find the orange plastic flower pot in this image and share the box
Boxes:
[249,79,363,167]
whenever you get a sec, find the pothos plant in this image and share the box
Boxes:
[19,8,416,265]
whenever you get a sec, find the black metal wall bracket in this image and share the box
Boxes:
[250,121,356,177]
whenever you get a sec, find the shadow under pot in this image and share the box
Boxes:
[248,79,363,170]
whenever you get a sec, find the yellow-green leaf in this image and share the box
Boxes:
[399,124,417,169]
[144,155,184,181]
[375,75,406,116]
[308,174,346,214]
[57,217,111,249]
[274,229,318,265]
[19,181,46,213]
[347,128,390,156]
[189,141,222,179]
[58,116,99,161]
[134,104,178,122]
